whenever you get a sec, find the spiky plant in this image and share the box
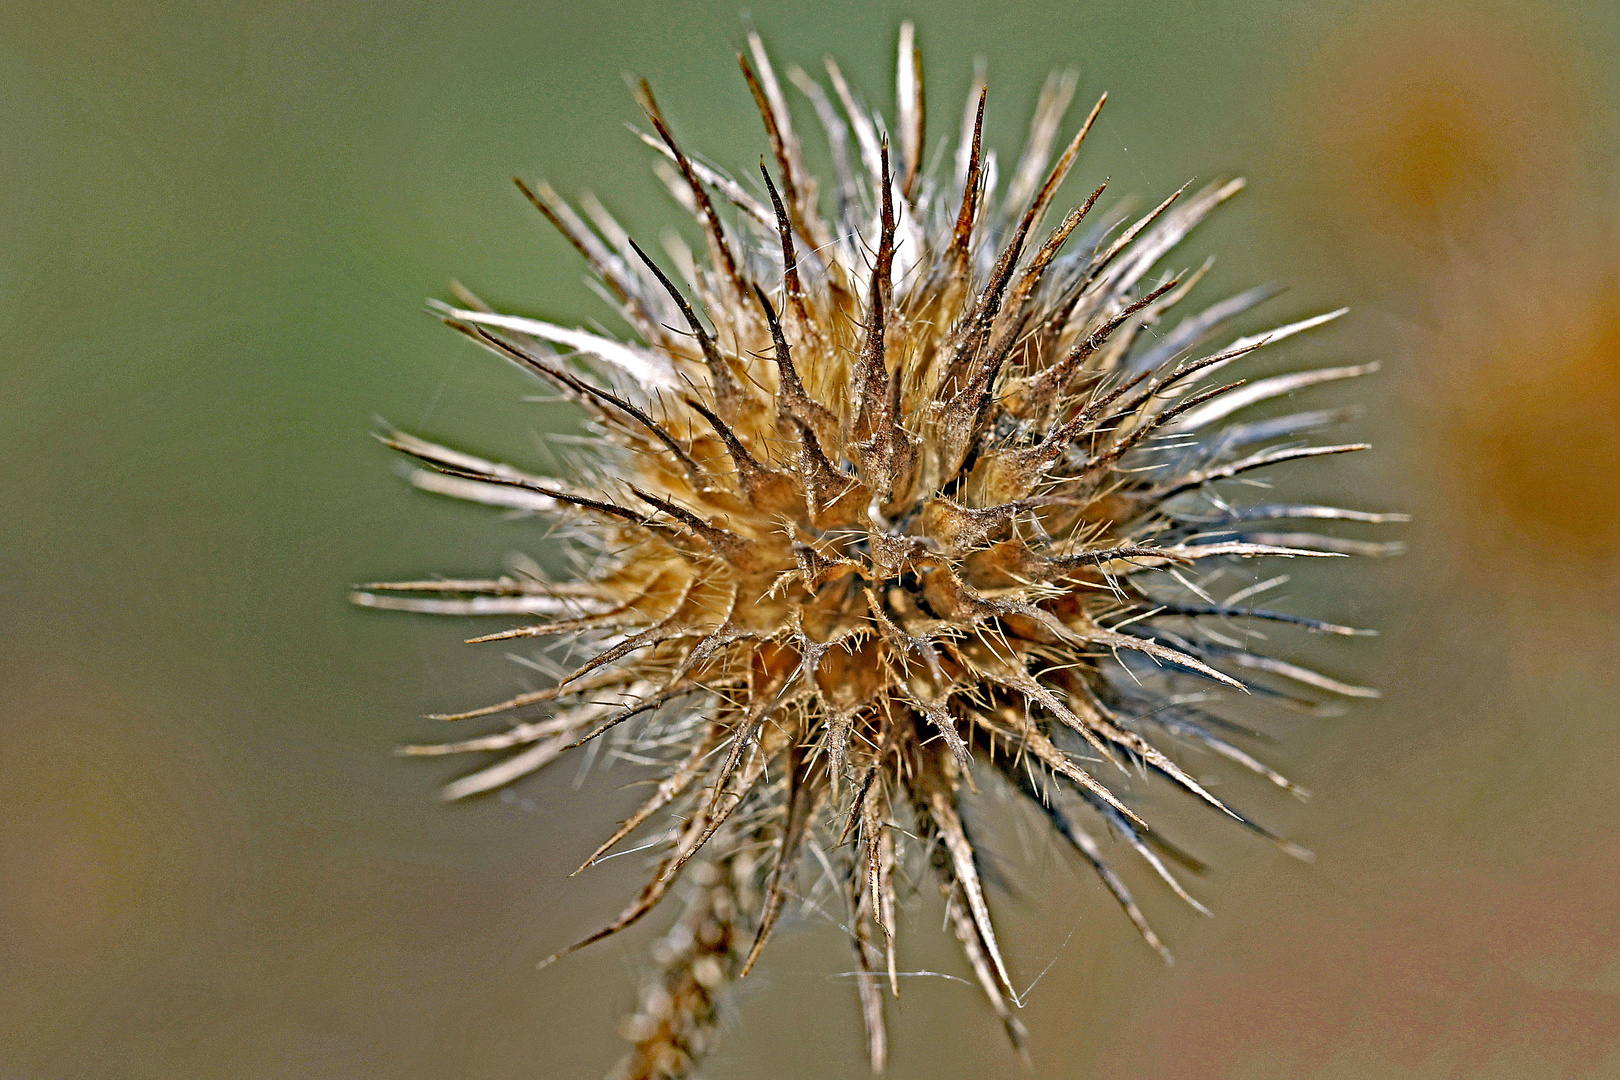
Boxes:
[355,24,1398,1079]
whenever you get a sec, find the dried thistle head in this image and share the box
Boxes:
[356,24,1396,1078]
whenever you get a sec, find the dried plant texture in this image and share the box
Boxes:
[613,855,752,1080]
[356,25,1395,1077]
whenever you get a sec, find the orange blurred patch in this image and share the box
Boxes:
[1285,1,1620,576]
[0,817,118,955]
[0,649,229,1051]
[1285,1,1592,272]
[1433,259,1620,556]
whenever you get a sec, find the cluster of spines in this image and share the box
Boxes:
[354,23,1400,1076]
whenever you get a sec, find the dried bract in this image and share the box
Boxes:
[357,25,1394,1078]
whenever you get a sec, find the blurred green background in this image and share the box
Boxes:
[5,0,1620,1076]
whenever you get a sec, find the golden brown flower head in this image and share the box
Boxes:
[355,24,1395,1078]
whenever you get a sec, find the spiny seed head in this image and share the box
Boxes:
[355,24,1396,1078]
